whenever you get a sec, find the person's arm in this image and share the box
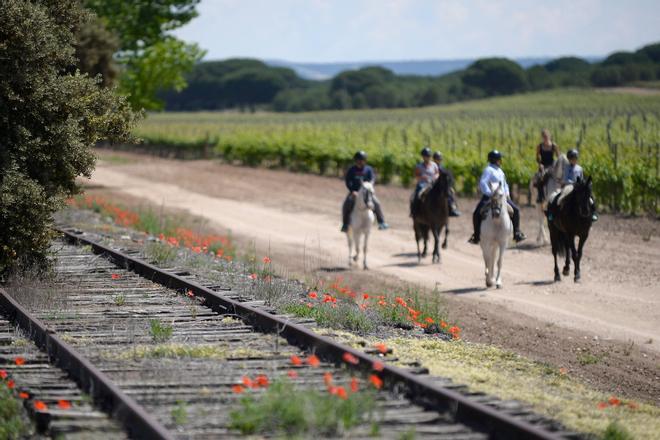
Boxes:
[536,143,542,164]
[503,175,510,198]
[367,166,376,185]
[345,167,354,191]
[553,143,560,158]
[479,168,492,196]
[414,164,423,183]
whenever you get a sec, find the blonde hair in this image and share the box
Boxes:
[541,129,551,139]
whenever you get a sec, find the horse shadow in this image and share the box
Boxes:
[392,252,419,258]
[318,266,348,273]
[382,261,420,268]
[515,280,555,286]
[441,286,487,295]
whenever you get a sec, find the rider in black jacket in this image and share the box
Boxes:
[341,151,389,232]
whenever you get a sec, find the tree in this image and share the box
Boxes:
[602,51,651,66]
[637,42,660,63]
[462,58,528,96]
[544,57,591,72]
[74,13,120,87]
[0,0,137,275]
[85,0,204,110]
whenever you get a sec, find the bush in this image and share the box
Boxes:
[0,0,136,275]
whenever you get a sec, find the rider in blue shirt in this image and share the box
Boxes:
[547,149,598,221]
[341,151,389,232]
[468,150,526,244]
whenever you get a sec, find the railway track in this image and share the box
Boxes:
[0,226,580,439]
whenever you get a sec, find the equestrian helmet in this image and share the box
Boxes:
[433,151,443,161]
[567,149,579,160]
[421,147,432,157]
[487,150,503,163]
[354,150,367,161]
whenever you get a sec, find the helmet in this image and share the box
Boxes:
[354,151,367,161]
[421,147,432,157]
[487,150,503,164]
[433,151,443,161]
[567,149,579,160]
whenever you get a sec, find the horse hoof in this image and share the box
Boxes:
[562,267,570,276]
[442,243,448,249]
[486,280,493,288]
[363,265,369,270]
[496,283,502,289]
[574,274,581,283]
[554,275,561,282]
[353,256,359,262]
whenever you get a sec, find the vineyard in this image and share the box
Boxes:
[130,89,660,214]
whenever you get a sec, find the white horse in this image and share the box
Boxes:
[480,182,512,288]
[532,154,567,245]
[346,181,375,270]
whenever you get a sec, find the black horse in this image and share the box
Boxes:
[548,176,594,282]
[412,173,449,263]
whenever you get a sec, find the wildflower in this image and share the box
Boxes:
[57,400,71,410]
[449,326,461,339]
[290,355,302,366]
[425,317,434,324]
[308,291,318,299]
[374,343,388,354]
[0,370,7,379]
[306,354,320,367]
[372,361,384,372]
[627,401,639,410]
[350,377,359,393]
[323,372,333,386]
[558,367,568,375]
[597,402,608,410]
[7,380,15,389]
[440,320,448,328]
[19,392,29,399]
[232,385,244,394]
[336,386,348,400]
[192,246,202,253]
[186,290,194,298]
[216,249,224,257]
[287,370,298,379]
[342,352,359,365]
[242,376,253,388]
[359,303,368,311]
[263,276,272,283]
[255,375,269,388]
[369,374,383,389]
[608,396,621,406]
[224,255,233,262]
[363,293,369,300]
[306,302,314,308]
[34,400,48,411]
[111,274,121,280]
[378,300,387,306]
[249,273,258,280]
[327,386,338,396]
[263,256,272,264]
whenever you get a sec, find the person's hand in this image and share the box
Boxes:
[351,191,358,197]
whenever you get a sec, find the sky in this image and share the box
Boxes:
[173,0,660,62]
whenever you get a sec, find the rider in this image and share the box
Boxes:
[433,151,461,217]
[410,147,439,216]
[341,151,389,232]
[468,150,527,244]
[535,129,560,202]
[547,149,598,222]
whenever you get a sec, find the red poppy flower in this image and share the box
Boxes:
[425,317,434,324]
[327,386,338,395]
[242,376,253,387]
[249,273,258,280]
[34,400,48,411]
[336,386,348,400]
[216,249,224,257]
[7,380,15,389]
[263,256,272,264]
[306,302,314,308]
[323,372,333,386]
[224,255,233,262]
[342,352,359,365]
[597,402,608,410]
[372,361,384,372]
[287,370,298,379]
[608,396,621,406]
[363,293,369,300]
[350,377,359,393]
[19,392,29,399]
[627,401,639,410]
[369,374,383,389]
[306,354,320,367]
[111,273,121,280]
[308,291,318,299]
[255,375,269,388]
[57,400,71,410]
[0,370,7,379]
[374,343,388,354]
[14,357,25,366]
[290,355,302,366]
[440,320,448,328]
[232,384,244,394]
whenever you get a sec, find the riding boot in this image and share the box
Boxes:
[469,205,482,244]
[508,200,526,242]
[341,195,354,232]
[448,192,460,216]
[372,197,389,229]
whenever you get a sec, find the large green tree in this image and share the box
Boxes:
[0,0,137,274]
[85,0,205,110]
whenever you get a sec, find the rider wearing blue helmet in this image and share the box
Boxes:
[468,150,526,244]
[341,151,389,232]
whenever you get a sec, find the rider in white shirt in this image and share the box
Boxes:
[468,150,526,244]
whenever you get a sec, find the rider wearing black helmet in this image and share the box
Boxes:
[410,147,439,216]
[468,150,526,244]
[432,151,460,217]
[341,151,389,232]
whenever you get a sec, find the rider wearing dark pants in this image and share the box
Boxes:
[341,151,389,232]
[433,151,461,217]
[468,150,526,244]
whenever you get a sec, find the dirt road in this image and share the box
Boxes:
[89,153,659,352]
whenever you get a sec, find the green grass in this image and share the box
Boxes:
[0,386,30,439]
[149,319,173,343]
[144,241,178,265]
[171,401,188,426]
[229,379,377,436]
[284,302,376,333]
[603,421,634,440]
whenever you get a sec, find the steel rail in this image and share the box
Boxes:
[60,228,567,440]
[0,288,173,440]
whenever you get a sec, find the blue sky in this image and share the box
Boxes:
[173,0,660,62]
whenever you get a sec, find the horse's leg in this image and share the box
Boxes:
[574,234,587,282]
[481,243,494,287]
[562,236,571,276]
[347,229,353,267]
[414,225,422,263]
[536,205,548,245]
[432,226,440,264]
[353,232,360,264]
[363,230,370,270]
[442,224,449,249]
[422,226,428,258]
[495,242,505,288]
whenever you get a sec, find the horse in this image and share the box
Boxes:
[532,154,568,245]
[548,176,594,282]
[346,181,376,270]
[412,172,449,264]
[480,182,512,288]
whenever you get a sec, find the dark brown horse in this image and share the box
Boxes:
[548,176,594,282]
[412,173,449,263]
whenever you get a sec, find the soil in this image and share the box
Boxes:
[84,150,660,405]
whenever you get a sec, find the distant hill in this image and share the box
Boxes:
[266,57,602,80]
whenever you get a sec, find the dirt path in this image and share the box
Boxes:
[86,151,660,402]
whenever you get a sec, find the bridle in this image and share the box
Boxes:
[490,189,504,219]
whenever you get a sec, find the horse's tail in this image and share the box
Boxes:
[549,221,566,257]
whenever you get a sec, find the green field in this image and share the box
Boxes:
[132,89,660,214]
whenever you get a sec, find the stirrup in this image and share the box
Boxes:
[468,235,479,245]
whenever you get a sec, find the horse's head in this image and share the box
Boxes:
[489,182,505,218]
[572,176,593,219]
[359,181,375,210]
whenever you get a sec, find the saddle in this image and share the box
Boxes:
[480,199,514,220]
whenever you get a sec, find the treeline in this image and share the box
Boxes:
[162,42,660,112]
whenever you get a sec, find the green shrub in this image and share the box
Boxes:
[0,385,30,439]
